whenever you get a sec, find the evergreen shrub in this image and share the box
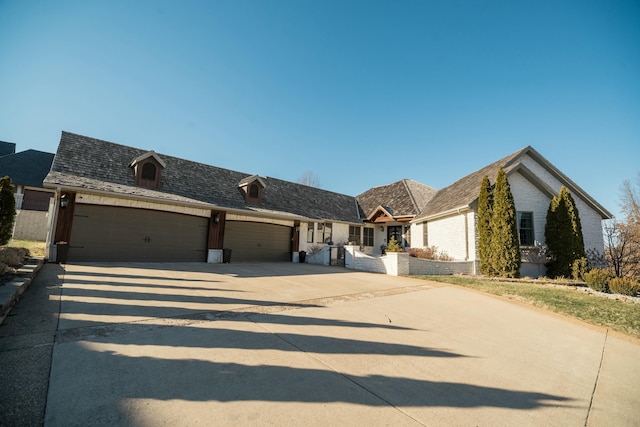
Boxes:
[386,237,402,252]
[571,257,589,280]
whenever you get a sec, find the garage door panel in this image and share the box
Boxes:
[69,205,208,262]
[224,221,291,262]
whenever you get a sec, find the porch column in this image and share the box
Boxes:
[207,210,226,263]
[54,192,76,244]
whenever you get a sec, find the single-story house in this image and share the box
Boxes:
[43,132,611,275]
[0,141,56,241]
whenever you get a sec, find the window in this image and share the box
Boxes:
[363,228,374,246]
[307,222,314,243]
[249,184,259,198]
[318,222,332,243]
[141,163,156,180]
[518,212,534,246]
[348,226,361,244]
[423,225,428,247]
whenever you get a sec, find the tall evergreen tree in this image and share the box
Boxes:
[545,186,585,278]
[489,168,521,277]
[0,176,16,245]
[477,175,494,275]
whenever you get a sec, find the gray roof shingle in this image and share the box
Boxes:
[0,149,55,187]
[0,141,16,157]
[415,148,526,220]
[356,179,437,219]
[45,132,362,222]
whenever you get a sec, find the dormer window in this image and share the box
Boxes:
[141,163,156,180]
[130,151,166,189]
[238,175,266,205]
[249,183,259,198]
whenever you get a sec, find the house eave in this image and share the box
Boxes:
[412,206,472,223]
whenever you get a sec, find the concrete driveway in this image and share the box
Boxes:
[42,262,639,426]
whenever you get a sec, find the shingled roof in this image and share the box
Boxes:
[0,141,16,157]
[356,179,436,219]
[0,149,55,187]
[44,132,362,222]
[415,146,612,221]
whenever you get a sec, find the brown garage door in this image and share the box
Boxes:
[68,204,208,262]
[224,221,291,262]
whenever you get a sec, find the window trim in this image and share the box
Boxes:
[348,225,361,245]
[318,222,333,244]
[363,227,374,247]
[307,222,315,243]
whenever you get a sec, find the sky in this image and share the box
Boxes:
[1,0,638,220]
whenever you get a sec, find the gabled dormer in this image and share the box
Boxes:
[367,205,395,223]
[130,151,166,189]
[238,175,266,205]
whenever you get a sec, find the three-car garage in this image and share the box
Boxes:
[66,204,293,263]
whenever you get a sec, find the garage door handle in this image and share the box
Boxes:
[143,236,152,243]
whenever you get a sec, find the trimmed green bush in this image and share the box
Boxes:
[609,277,640,297]
[477,175,494,275]
[545,186,586,278]
[0,176,16,245]
[584,268,612,293]
[386,237,402,252]
[489,168,520,278]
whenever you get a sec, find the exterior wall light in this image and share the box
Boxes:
[60,194,69,208]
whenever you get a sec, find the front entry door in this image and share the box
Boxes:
[387,226,402,246]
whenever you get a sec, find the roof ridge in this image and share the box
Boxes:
[402,179,420,213]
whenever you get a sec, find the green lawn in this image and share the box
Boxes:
[8,239,47,257]
[414,275,640,340]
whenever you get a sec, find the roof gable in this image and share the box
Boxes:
[415,146,612,221]
[356,179,436,220]
[130,151,167,169]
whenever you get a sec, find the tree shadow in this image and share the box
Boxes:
[47,263,577,425]
[47,350,574,426]
[65,261,359,278]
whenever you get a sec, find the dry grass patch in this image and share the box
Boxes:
[8,239,46,257]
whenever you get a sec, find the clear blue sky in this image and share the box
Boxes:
[1,0,638,219]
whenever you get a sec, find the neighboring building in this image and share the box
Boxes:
[43,131,611,275]
[0,142,55,241]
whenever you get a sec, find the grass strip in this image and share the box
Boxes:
[414,275,640,340]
